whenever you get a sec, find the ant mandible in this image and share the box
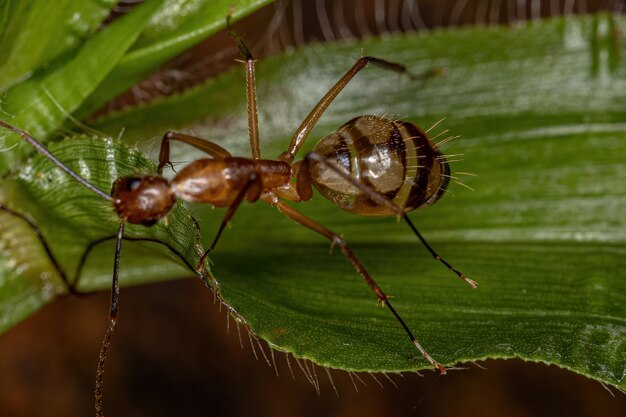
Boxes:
[0,18,476,417]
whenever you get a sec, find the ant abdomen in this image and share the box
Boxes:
[310,115,450,216]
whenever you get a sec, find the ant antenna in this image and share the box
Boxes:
[0,121,112,201]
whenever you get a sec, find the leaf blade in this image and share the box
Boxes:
[2,14,625,390]
[95,14,626,387]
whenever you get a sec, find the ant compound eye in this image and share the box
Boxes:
[127,178,142,191]
[111,176,143,197]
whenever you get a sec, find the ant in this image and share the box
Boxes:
[0,20,476,417]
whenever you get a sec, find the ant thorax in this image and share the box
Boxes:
[309,115,449,216]
[171,158,291,207]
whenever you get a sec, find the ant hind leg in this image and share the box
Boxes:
[268,199,446,374]
[301,152,477,289]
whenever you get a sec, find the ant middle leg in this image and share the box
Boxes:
[196,172,263,271]
[0,204,79,294]
[300,152,477,289]
[267,198,446,373]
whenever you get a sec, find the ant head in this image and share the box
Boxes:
[111,176,175,226]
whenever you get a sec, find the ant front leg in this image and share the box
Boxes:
[74,219,211,291]
[74,235,117,293]
[196,172,263,271]
[300,152,477,289]
[0,204,78,294]
[157,131,232,175]
[278,56,415,164]
[267,198,446,373]
[95,220,126,417]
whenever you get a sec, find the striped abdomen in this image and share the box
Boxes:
[309,115,450,217]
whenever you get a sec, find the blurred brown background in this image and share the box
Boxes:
[1,1,625,416]
[2,279,625,417]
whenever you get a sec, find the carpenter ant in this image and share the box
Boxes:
[0,21,475,417]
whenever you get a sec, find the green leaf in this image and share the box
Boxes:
[0,0,164,172]
[3,13,626,391]
[0,0,117,91]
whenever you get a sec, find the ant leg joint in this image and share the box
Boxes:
[277,151,292,163]
[163,130,178,142]
[328,235,344,254]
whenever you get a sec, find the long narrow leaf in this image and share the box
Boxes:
[75,0,275,119]
[0,0,117,91]
[0,0,164,172]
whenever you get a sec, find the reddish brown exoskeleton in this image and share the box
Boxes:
[0,19,475,417]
